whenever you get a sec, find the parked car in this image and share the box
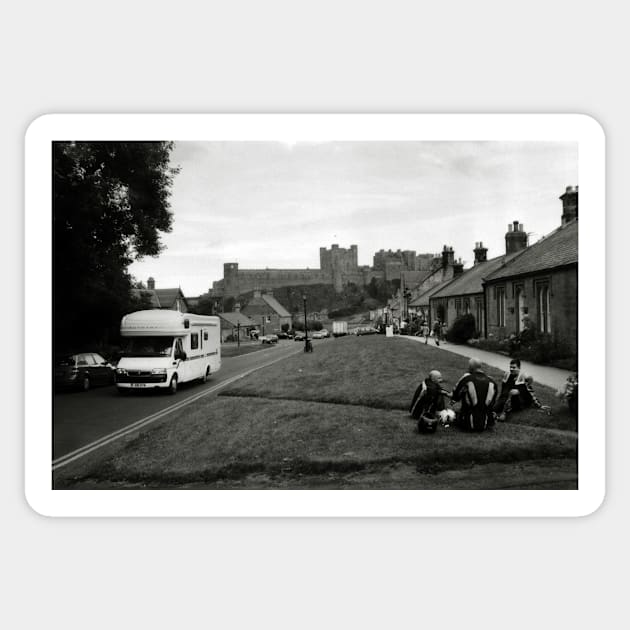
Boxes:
[311,330,326,339]
[275,331,289,339]
[294,331,306,341]
[54,352,116,391]
[259,334,278,344]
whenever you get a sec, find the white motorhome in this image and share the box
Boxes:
[116,310,221,394]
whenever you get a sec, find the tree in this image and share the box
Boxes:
[53,141,178,349]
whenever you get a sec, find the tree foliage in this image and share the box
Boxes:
[53,141,178,350]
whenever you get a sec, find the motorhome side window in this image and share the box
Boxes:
[175,339,184,356]
[191,333,199,350]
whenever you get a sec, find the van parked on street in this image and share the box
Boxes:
[115,310,221,394]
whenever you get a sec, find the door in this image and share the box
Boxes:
[515,287,525,332]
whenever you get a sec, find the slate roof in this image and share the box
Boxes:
[154,288,188,309]
[484,219,578,282]
[130,287,188,310]
[410,279,454,307]
[261,294,291,317]
[218,312,257,327]
[131,288,161,308]
[431,253,517,298]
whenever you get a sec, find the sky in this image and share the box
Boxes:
[128,141,578,297]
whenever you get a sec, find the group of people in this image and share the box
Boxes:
[419,319,445,346]
[409,357,577,434]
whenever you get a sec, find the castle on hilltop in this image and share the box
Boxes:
[210,243,454,299]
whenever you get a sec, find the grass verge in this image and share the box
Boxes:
[55,336,577,489]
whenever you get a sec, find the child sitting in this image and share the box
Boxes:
[556,373,578,417]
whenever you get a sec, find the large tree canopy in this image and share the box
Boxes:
[53,141,178,351]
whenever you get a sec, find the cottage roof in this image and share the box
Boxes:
[484,219,578,282]
[218,312,257,327]
[410,279,454,307]
[430,254,516,298]
[154,288,188,309]
[261,294,291,317]
[131,288,161,308]
[131,287,188,310]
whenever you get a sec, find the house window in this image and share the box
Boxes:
[455,298,462,316]
[464,298,470,314]
[536,282,551,333]
[496,286,506,327]
[191,333,199,350]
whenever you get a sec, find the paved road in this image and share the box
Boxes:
[399,335,572,390]
[53,341,302,462]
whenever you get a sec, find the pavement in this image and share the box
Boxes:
[400,335,573,390]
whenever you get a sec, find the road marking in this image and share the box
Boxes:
[52,349,302,471]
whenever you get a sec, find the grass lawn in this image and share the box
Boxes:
[56,335,577,489]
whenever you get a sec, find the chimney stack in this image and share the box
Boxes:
[560,185,578,225]
[473,242,488,264]
[505,221,528,255]
[453,258,464,277]
[147,277,155,290]
[441,245,455,268]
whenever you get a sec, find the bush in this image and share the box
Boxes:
[515,334,576,370]
[446,314,477,344]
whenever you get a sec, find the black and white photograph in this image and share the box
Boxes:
[26,114,603,516]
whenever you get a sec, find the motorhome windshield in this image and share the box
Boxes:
[121,336,174,357]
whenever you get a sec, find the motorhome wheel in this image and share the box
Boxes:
[168,375,178,394]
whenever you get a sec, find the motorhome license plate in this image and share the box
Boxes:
[130,383,146,387]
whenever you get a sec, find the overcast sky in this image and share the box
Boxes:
[128,141,578,297]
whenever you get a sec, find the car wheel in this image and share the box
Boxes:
[81,376,90,392]
[168,374,178,395]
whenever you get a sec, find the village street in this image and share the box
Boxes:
[53,341,302,468]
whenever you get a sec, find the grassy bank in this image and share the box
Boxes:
[55,335,577,489]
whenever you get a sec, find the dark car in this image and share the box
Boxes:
[54,352,116,392]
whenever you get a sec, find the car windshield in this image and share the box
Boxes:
[121,336,174,357]
[55,355,76,367]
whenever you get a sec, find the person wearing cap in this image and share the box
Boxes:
[451,358,498,431]
[494,358,550,421]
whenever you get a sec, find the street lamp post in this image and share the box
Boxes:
[303,294,309,352]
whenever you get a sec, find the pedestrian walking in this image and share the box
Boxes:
[432,319,441,346]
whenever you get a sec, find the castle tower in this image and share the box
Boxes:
[147,277,155,290]
[560,185,578,225]
[505,221,528,255]
[223,262,240,298]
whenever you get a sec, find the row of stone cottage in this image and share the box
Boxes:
[390,186,578,354]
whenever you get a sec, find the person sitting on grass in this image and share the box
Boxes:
[494,358,550,422]
[451,358,498,432]
[555,372,578,417]
[409,369,454,433]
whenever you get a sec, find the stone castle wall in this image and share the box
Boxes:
[216,245,429,298]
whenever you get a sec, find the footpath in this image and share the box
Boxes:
[401,335,572,390]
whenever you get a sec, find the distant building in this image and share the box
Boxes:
[240,290,293,333]
[211,243,436,299]
[217,308,258,342]
[132,277,189,312]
